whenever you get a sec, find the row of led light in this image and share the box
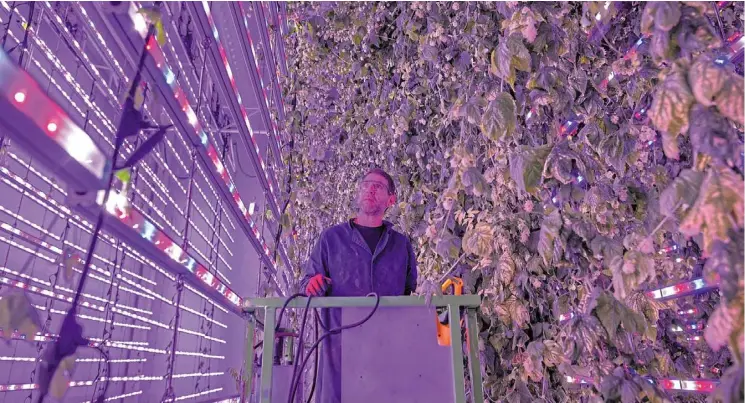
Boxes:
[67,4,241,255]
[20,5,240,255]
[646,278,717,300]
[6,5,246,320]
[0,377,223,394]
[0,328,145,346]
[0,9,115,153]
[9,52,192,247]
[158,19,225,153]
[10,149,236,277]
[559,278,717,324]
[91,390,143,402]
[131,3,285,269]
[32,303,151,331]
[1,141,241,308]
[0,198,229,327]
[167,387,223,402]
[33,7,243,262]
[1,322,225,360]
[236,1,286,147]
[63,240,158,287]
[0,217,170,305]
[0,246,226,342]
[256,1,289,137]
[566,376,718,392]
[103,190,240,303]
[0,267,153,318]
[224,1,296,260]
[0,356,146,364]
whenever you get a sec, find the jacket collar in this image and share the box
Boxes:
[346,218,393,233]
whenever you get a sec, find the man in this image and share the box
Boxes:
[299,167,418,403]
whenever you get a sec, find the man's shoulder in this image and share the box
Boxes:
[320,221,352,238]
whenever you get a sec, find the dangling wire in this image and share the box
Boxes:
[35,17,162,403]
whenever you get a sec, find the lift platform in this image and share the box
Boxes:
[242,295,483,403]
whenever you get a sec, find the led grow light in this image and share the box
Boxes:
[654,378,719,393]
[0,48,107,191]
[646,277,718,300]
[112,3,286,277]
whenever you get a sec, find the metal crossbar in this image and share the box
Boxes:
[242,295,483,403]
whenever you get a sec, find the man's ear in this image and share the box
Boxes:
[389,194,397,207]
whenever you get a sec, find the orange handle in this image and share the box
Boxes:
[441,277,464,295]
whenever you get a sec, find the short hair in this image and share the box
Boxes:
[361,168,395,195]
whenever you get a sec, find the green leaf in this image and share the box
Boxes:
[498,251,516,285]
[593,291,655,341]
[659,169,705,221]
[480,92,517,141]
[610,251,656,300]
[679,167,745,254]
[599,130,628,173]
[490,34,531,87]
[648,66,694,155]
[0,291,42,342]
[502,7,542,44]
[688,53,728,106]
[280,213,292,231]
[538,209,562,266]
[660,131,680,160]
[714,73,745,125]
[654,2,682,31]
[115,168,132,184]
[461,168,489,197]
[649,29,674,64]
[435,232,461,260]
[462,221,494,258]
[704,297,740,352]
[640,4,656,35]
[509,144,552,195]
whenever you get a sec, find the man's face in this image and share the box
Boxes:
[356,173,395,216]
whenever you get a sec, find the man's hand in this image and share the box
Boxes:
[306,274,331,296]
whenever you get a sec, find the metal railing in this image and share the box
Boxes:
[242,295,484,403]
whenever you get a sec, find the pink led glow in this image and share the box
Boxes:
[13,91,25,103]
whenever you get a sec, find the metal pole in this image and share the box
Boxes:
[243,315,256,403]
[465,308,484,403]
[447,304,467,403]
[181,149,198,251]
[259,307,276,403]
[162,276,185,402]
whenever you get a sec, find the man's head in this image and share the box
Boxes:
[355,168,396,217]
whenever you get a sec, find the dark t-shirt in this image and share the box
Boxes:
[352,222,385,253]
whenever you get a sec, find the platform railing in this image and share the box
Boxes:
[242,295,484,403]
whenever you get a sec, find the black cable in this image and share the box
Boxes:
[35,19,157,403]
[287,295,313,401]
[89,345,111,403]
[305,312,320,403]
[287,293,380,403]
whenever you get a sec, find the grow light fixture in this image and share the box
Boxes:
[0,44,242,313]
[111,2,288,278]
[0,48,107,192]
[646,277,719,300]
[653,378,719,393]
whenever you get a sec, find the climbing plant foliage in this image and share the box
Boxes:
[279,2,744,402]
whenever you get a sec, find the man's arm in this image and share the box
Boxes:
[404,239,418,295]
[298,230,329,293]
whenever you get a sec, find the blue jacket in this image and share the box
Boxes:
[300,219,418,296]
[299,219,418,403]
